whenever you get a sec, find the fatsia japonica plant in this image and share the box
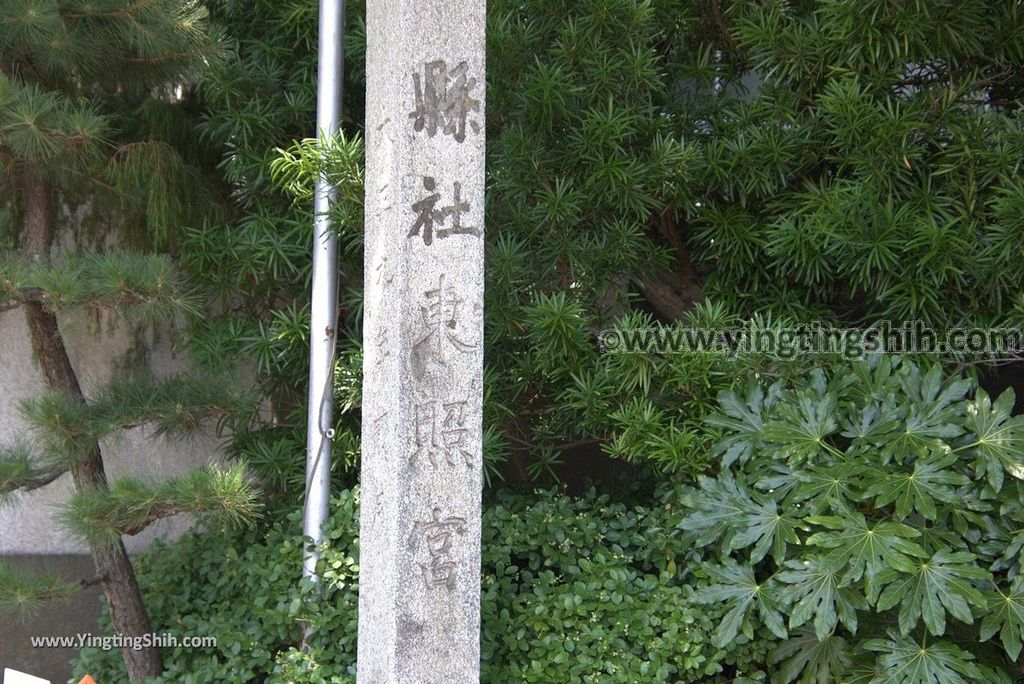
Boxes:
[678,357,1024,682]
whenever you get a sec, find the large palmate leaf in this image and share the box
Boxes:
[899,364,974,420]
[730,488,808,564]
[841,355,900,405]
[863,631,982,684]
[875,550,990,636]
[693,561,787,647]
[861,452,968,521]
[763,391,840,466]
[844,660,885,684]
[980,575,1024,660]
[678,474,750,548]
[841,400,903,461]
[704,381,778,467]
[961,388,1024,492]
[780,460,865,515]
[806,513,927,600]
[880,365,970,461]
[680,473,807,563]
[985,498,1024,575]
[769,629,852,684]
[777,557,866,639]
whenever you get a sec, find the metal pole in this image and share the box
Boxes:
[302,0,344,586]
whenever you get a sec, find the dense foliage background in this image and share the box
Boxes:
[184,0,1024,496]
[75,488,773,684]
[58,0,1024,681]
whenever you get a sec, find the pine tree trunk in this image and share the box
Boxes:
[20,167,164,681]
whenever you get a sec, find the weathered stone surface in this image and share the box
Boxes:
[358,1,485,682]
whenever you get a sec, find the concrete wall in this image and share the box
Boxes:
[0,307,221,555]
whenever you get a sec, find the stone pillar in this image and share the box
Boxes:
[358,1,485,682]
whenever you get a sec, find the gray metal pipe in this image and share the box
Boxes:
[302,0,344,586]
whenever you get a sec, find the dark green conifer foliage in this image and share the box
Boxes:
[681,0,1024,327]
[188,0,778,494]
[0,2,258,680]
[186,0,1024,492]
[182,0,369,501]
[96,0,1024,680]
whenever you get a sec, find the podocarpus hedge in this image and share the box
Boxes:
[73,488,772,683]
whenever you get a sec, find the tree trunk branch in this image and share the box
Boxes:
[710,0,738,51]
[641,205,703,321]
[20,166,163,682]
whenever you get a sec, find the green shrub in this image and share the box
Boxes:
[480,489,772,682]
[73,490,361,684]
[189,0,829,487]
[681,357,1024,682]
[73,489,771,683]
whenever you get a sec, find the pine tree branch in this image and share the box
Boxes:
[0,561,83,619]
[18,153,171,682]
[0,440,70,496]
[18,393,105,470]
[60,462,261,547]
[90,373,258,440]
[13,373,256,477]
[0,250,202,320]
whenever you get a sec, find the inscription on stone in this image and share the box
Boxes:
[409,176,479,246]
[374,255,394,286]
[373,326,391,366]
[409,60,481,142]
[410,398,473,467]
[408,507,468,590]
[360,2,484,680]
[414,274,477,352]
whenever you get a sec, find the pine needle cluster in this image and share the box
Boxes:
[61,461,260,548]
[0,561,79,620]
[181,0,368,502]
[189,0,1024,490]
[0,373,260,538]
[0,250,201,321]
[0,0,228,245]
[679,0,1024,327]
